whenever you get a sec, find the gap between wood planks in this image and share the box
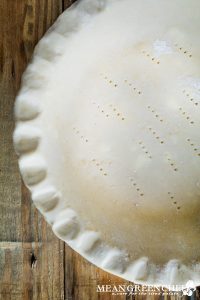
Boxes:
[0,242,42,249]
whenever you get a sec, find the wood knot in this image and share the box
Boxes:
[30,253,37,269]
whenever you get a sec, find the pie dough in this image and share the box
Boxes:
[14,0,200,287]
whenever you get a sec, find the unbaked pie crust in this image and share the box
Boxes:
[14,0,200,287]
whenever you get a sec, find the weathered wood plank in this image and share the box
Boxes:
[0,1,65,300]
[64,245,131,300]
[0,239,65,300]
[63,0,75,9]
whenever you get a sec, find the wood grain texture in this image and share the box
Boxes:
[0,1,199,299]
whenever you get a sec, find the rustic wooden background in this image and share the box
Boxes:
[0,0,199,299]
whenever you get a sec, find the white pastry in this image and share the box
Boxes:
[14,0,200,287]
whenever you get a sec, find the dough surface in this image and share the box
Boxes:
[14,0,200,286]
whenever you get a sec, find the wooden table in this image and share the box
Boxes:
[0,1,199,299]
